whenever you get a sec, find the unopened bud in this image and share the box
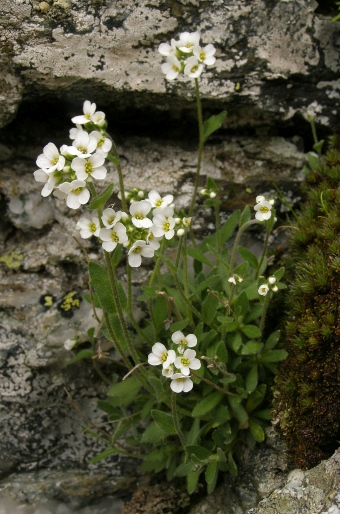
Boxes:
[209,191,217,199]
[138,190,145,198]
[268,276,276,284]
[177,228,185,237]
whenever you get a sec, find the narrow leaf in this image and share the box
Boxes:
[88,183,114,210]
[192,392,224,417]
[151,409,177,435]
[88,261,115,312]
[238,246,258,270]
[203,111,227,142]
[66,349,94,365]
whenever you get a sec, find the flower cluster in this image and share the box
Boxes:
[258,276,278,296]
[148,331,201,393]
[76,190,191,267]
[34,101,110,207]
[34,101,192,268]
[159,31,216,81]
[254,195,275,221]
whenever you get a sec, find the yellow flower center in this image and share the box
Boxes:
[89,222,97,233]
[134,214,145,220]
[85,162,93,174]
[161,352,168,363]
[51,156,59,165]
[79,146,87,154]
[180,339,187,346]
[163,222,170,232]
[111,232,119,242]
[181,357,190,367]
[72,187,83,195]
[133,246,142,254]
[200,51,206,61]
[260,206,269,213]
[191,65,198,73]
[98,138,104,147]
[155,199,163,206]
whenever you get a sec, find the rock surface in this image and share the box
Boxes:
[1,0,340,512]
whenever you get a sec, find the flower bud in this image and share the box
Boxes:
[271,285,278,292]
[268,276,276,284]
[177,228,185,237]
[138,190,145,198]
[209,191,217,199]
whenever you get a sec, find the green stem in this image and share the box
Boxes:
[149,238,167,287]
[107,142,127,212]
[259,292,271,333]
[126,265,148,343]
[215,202,221,252]
[191,371,236,396]
[171,391,186,450]
[175,236,183,268]
[171,269,204,326]
[229,219,259,272]
[256,222,271,280]
[189,78,204,217]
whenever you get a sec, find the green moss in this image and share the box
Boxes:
[273,135,340,469]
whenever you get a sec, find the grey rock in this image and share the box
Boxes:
[247,447,340,514]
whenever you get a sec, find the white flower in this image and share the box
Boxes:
[182,217,191,227]
[178,31,200,53]
[64,338,78,350]
[69,125,83,140]
[152,213,176,240]
[71,100,105,126]
[90,131,112,155]
[128,240,155,267]
[34,168,63,197]
[72,154,107,181]
[258,284,269,296]
[130,200,153,228]
[254,200,272,221]
[57,180,90,209]
[171,331,197,354]
[162,365,174,378]
[158,39,177,56]
[102,207,122,228]
[99,223,128,252]
[76,216,100,239]
[67,131,97,158]
[268,276,276,284]
[36,143,65,172]
[161,55,182,80]
[148,343,176,368]
[228,274,243,285]
[153,205,175,218]
[193,44,216,65]
[256,195,266,204]
[148,190,174,208]
[174,349,201,376]
[170,373,193,393]
[184,56,204,78]
[146,229,161,250]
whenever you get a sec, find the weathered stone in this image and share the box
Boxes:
[0,0,339,131]
[247,448,340,514]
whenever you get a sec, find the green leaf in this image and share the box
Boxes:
[233,291,249,317]
[88,183,114,210]
[307,151,319,170]
[249,419,265,442]
[242,340,263,355]
[202,293,220,324]
[192,392,224,417]
[259,349,288,362]
[186,445,212,461]
[186,418,201,445]
[274,267,285,282]
[187,468,201,494]
[239,205,251,227]
[228,395,249,425]
[241,325,262,338]
[88,261,115,312]
[228,451,238,477]
[151,409,177,435]
[246,364,258,393]
[111,245,123,268]
[238,246,258,270]
[141,421,167,443]
[215,340,228,363]
[108,375,141,406]
[313,140,324,154]
[148,376,163,401]
[169,319,190,333]
[88,447,117,463]
[233,261,249,277]
[245,384,267,412]
[104,312,128,350]
[205,460,219,493]
[203,111,227,142]
[152,295,168,332]
[265,330,281,350]
[187,246,213,266]
[65,349,94,365]
[255,409,272,420]
[228,332,242,352]
[220,210,240,245]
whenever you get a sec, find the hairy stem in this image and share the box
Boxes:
[189,78,204,217]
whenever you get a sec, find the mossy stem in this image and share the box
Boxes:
[189,78,204,217]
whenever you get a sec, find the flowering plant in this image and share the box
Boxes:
[34,31,287,494]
